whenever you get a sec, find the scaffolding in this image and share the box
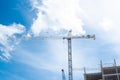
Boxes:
[84,59,120,80]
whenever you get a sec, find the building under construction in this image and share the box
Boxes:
[84,60,120,80]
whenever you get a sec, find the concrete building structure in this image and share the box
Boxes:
[84,60,120,80]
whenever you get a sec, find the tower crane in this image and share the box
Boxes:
[12,30,95,80]
[62,30,95,80]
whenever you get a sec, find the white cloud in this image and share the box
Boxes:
[78,0,120,55]
[0,23,25,61]
[30,0,86,36]
[99,17,114,31]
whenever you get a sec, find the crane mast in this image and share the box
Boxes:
[67,31,73,80]
[68,38,72,80]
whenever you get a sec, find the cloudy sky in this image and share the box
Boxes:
[0,0,120,80]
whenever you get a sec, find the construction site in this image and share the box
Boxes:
[62,59,120,80]
[84,60,120,80]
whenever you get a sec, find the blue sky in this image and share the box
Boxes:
[0,0,120,80]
